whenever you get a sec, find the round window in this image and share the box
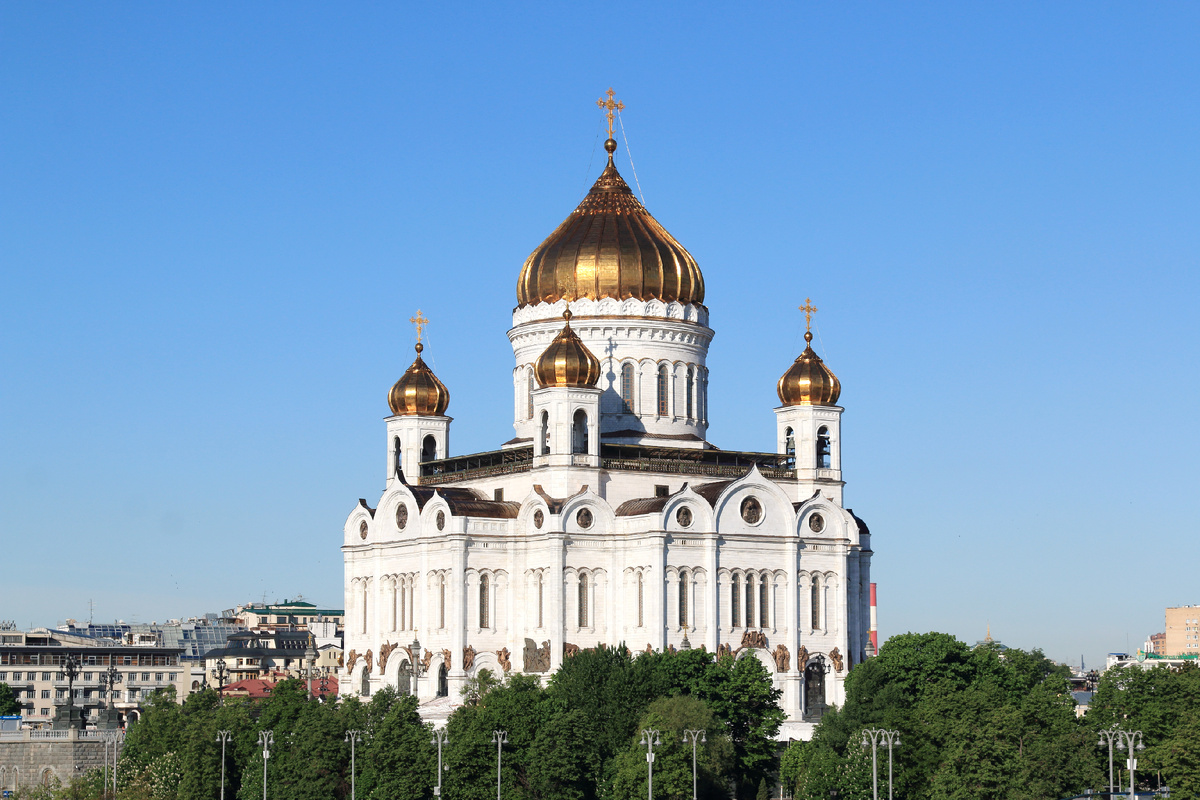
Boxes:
[740,497,762,525]
[358,521,368,540]
[533,509,544,529]
[808,513,825,533]
[576,508,593,529]
[676,506,693,528]
[436,510,446,531]
[396,503,408,530]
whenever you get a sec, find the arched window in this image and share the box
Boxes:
[784,427,795,469]
[686,367,694,419]
[678,570,689,629]
[527,368,535,419]
[439,575,446,630]
[437,663,448,697]
[760,575,769,628]
[360,671,370,697]
[393,436,403,479]
[621,363,635,413]
[817,426,832,469]
[539,411,550,455]
[572,409,588,454]
[422,435,437,463]
[811,576,822,630]
[731,574,741,628]
[745,573,755,628]
[657,365,669,416]
[537,572,544,628]
[578,573,589,628]
[637,572,644,628]
[397,660,411,696]
[479,574,490,629]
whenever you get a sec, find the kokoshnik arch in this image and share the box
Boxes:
[341,90,874,739]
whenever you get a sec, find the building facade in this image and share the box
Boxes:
[1163,605,1200,656]
[340,128,874,739]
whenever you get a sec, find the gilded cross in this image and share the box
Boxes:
[596,88,624,139]
[409,309,430,344]
[798,298,818,331]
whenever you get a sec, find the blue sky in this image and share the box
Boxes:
[2,3,1197,669]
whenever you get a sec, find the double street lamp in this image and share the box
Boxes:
[346,729,365,800]
[861,728,901,800]
[1098,727,1145,798]
[492,730,508,800]
[682,729,706,800]
[212,658,230,703]
[432,729,450,797]
[640,729,662,800]
[258,730,273,800]
[216,730,232,800]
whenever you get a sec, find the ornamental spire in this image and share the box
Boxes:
[799,298,818,343]
[409,309,430,353]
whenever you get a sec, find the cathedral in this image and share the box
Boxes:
[340,96,874,739]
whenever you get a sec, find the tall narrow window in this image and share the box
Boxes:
[572,409,588,454]
[540,411,550,455]
[637,572,644,628]
[621,363,635,413]
[479,574,490,629]
[784,427,795,469]
[407,581,414,630]
[678,570,689,628]
[537,573,544,628]
[760,575,769,628]
[399,578,406,631]
[731,575,741,628]
[578,573,589,628]
[686,367,694,419]
[745,574,755,629]
[811,576,821,629]
[361,583,368,634]
[527,369,535,419]
[391,583,398,631]
[816,426,832,469]
[657,365,669,416]
[393,437,403,480]
[439,576,446,630]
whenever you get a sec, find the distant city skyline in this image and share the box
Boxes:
[2,3,1197,671]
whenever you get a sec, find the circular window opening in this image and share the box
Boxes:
[576,508,593,529]
[676,507,693,528]
[740,497,762,525]
[808,513,825,533]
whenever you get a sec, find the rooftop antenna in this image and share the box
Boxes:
[88,599,94,625]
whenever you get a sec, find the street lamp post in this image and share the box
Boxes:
[104,729,124,798]
[409,638,426,700]
[258,730,273,800]
[212,657,230,704]
[640,729,662,800]
[1099,727,1144,796]
[299,635,320,700]
[345,729,364,800]
[682,729,706,800]
[1116,729,1146,798]
[861,729,901,800]
[432,729,450,797]
[216,730,232,800]
[492,730,508,800]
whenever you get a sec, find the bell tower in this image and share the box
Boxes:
[385,311,451,485]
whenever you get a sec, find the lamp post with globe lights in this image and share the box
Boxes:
[861,728,901,800]
[682,729,706,800]
[640,729,662,800]
[212,657,229,704]
[492,730,508,800]
[432,729,450,796]
[1099,727,1145,796]
[1115,729,1146,798]
[345,729,364,800]
[257,730,273,800]
[216,730,232,800]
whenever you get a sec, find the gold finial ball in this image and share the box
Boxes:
[804,331,813,343]
[415,342,424,354]
[604,138,617,154]
[563,309,573,322]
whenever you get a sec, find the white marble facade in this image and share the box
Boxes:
[341,155,873,742]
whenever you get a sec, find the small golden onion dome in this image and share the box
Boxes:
[388,343,450,416]
[516,139,705,307]
[534,311,602,388]
[777,332,841,406]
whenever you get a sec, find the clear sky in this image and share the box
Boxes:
[2,3,1197,669]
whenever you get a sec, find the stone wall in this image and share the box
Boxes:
[0,734,110,790]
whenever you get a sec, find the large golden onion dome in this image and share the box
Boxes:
[777,332,841,406]
[388,343,450,416]
[516,138,705,307]
[534,311,602,388]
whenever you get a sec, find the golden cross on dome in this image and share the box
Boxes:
[596,88,624,139]
[409,309,430,344]
[799,298,818,331]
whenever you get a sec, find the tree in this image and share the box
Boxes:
[0,682,20,716]
[610,696,733,800]
[364,693,433,800]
